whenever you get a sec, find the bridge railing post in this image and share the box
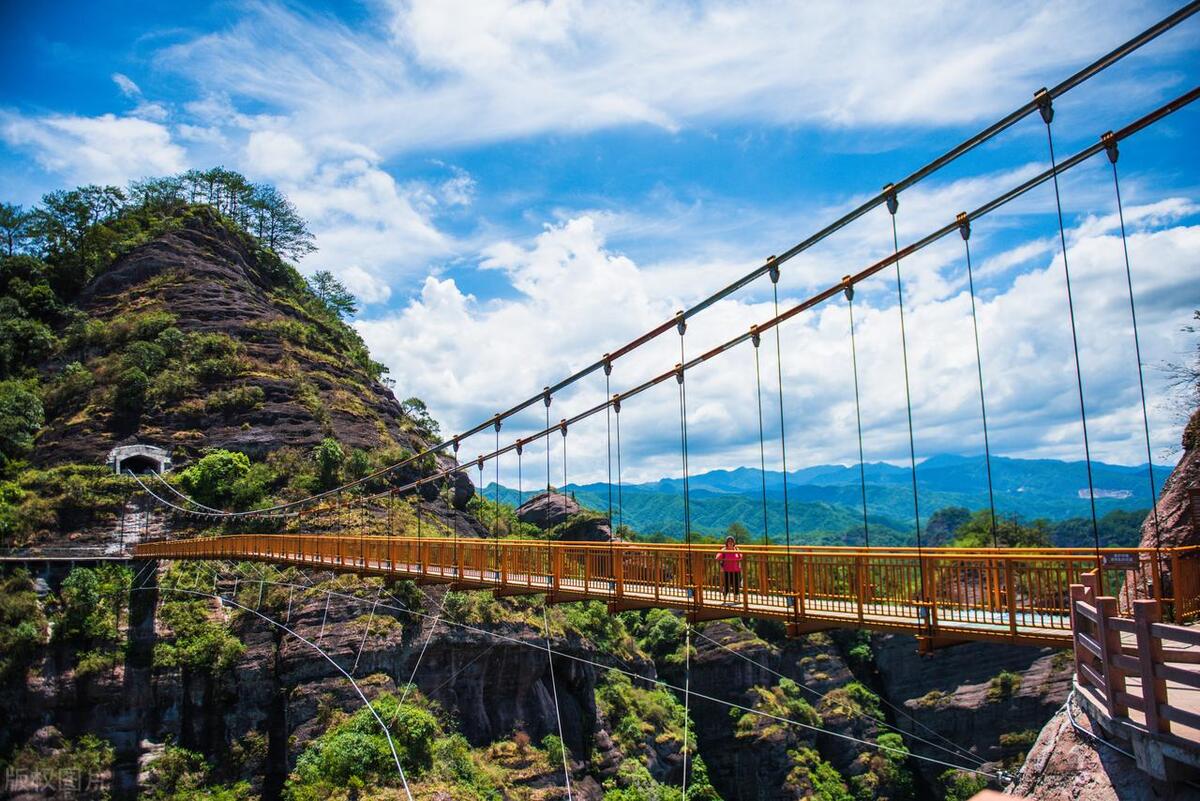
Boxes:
[855,555,866,624]
[1133,598,1168,734]
[1005,559,1018,638]
[792,552,804,621]
[1095,593,1128,719]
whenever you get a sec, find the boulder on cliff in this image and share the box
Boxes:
[516,492,612,541]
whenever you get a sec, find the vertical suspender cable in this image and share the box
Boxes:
[1037,90,1101,562]
[675,313,694,601]
[885,186,929,629]
[544,388,553,586]
[614,394,624,535]
[451,439,460,576]
[843,278,870,548]
[957,214,999,549]
[1103,132,1162,559]
[768,259,792,552]
[605,356,616,587]
[495,417,501,536]
[752,327,770,547]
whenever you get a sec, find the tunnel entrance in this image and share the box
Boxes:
[107,444,171,475]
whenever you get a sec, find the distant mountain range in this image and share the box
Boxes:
[482,453,1171,544]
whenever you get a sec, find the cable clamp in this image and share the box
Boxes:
[612,393,621,414]
[493,414,502,432]
[750,324,761,349]
[883,184,898,216]
[452,436,460,453]
[476,456,484,471]
[542,386,552,408]
[675,310,687,336]
[515,438,524,456]
[603,353,613,376]
[767,255,780,284]
[675,363,685,384]
[1034,87,1053,124]
[841,275,854,302]
[956,212,971,241]
[1101,130,1119,164]
[560,419,568,436]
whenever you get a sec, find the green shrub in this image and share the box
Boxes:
[179,450,251,507]
[286,691,440,799]
[41,361,94,419]
[149,368,197,407]
[0,379,44,463]
[312,437,344,489]
[113,366,149,418]
[153,596,244,674]
[0,569,48,678]
[987,670,1022,702]
[54,564,131,645]
[939,769,989,801]
[204,386,265,415]
[122,340,167,374]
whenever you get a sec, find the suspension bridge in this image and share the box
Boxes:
[124,1,1200,648]
[6,4,1200,792]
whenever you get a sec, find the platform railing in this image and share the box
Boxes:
[1071,570,1200,743]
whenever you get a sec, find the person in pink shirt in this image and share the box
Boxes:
[716,536,743,602]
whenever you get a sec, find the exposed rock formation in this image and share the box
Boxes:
[34,209,436,475]
[517,492,613,541]
[517,492,582,529]
[872,633,1074,785]
[1008,702,1180,800]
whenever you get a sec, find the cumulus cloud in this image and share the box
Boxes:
[358,204,1200,485]
[1,111,186,186]
[283,157,455,304]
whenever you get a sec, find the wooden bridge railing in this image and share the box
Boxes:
[1071,570,1200,750]
[134,535,1200,647]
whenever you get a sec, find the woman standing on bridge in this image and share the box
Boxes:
[717,536,743,603]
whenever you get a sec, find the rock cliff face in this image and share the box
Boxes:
[872,633,1073,784]
[34,208,431,470]
[1008,704,1177,800]
[517,492,613,541]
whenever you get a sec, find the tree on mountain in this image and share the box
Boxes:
[926,506,971,546]
[27,185,127,297]
[398,397,440,439]
[725,520,751,543]
[247,183,315,260]
[0,380,43,465]
[307,270,358,320]
[0,203,30,256]
[313,437,345,490]
[951,509,1051,549]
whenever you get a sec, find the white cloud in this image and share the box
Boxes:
[284,157,455,304]
[156,0,1173,157]
[112,73,141,98]
[357,205,1200,486]
[1,112,186,186]
[245,129,312,180]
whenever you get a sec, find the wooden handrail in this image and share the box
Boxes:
[1071,573,1200,743]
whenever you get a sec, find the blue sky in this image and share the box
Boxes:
[3,1,1199,486]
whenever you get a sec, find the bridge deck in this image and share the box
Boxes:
[135,535,1200,648]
